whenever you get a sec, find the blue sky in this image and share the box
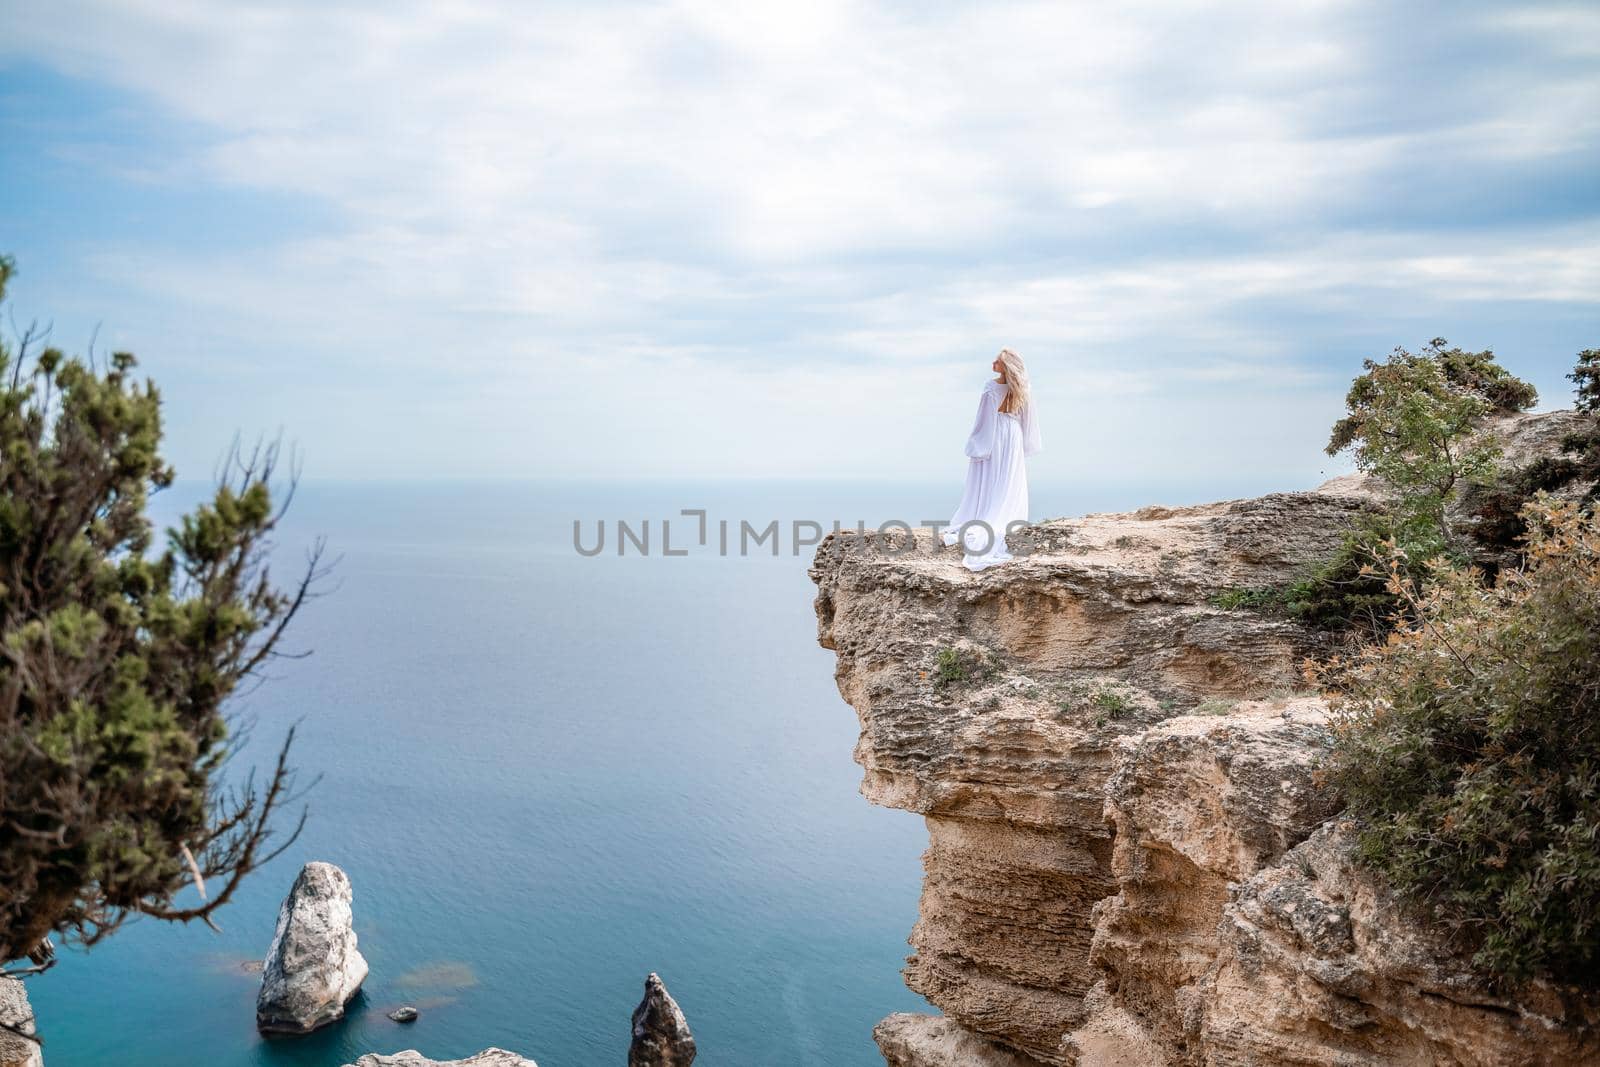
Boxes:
[1,1,1596,493]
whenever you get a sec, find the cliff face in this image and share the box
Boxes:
[810,465,1599,1065]
[0,977,42,1067]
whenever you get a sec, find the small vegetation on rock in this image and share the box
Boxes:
[1090,687,1134,719]
[1208,585,1285,612]
[933,647,966,688]
[1052,679,1138,727]
[931,645,997,691]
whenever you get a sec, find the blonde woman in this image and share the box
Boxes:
[942,348,1042,570]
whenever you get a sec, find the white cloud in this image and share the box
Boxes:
[1,0,1596,488]
[11,0,1583,262]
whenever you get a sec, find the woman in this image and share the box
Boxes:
[942,348,1042,570]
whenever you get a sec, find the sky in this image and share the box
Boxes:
[1,0,1597,495]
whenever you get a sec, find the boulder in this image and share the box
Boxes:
[344,1051,535,1067]
[629,973,695,1067]
[257,861,369,1034]
[876,1013,1038,1067]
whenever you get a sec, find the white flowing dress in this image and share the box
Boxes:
[942,379,1042,571]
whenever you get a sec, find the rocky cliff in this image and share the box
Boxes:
[0,977,41,1067]
[810,427,1599,1066]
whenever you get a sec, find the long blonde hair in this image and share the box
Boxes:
[997,348,1030,414]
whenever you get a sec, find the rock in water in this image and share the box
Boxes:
[387,1006,419,1023]
[875,1014,1037,1066]
[0,977,43,1067]
[629,973,695,1067]
[256,861,370,1034]
[344,1052,535,1067]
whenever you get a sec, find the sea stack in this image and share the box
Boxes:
[628,973,696,1067]
[256,861,369,1034]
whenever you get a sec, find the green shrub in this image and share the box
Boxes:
[1320,498,1600,985]
[1468,348,1600,559]
[1326,339,1531,561]
[1283,518,1406,636]
[1305,341,1537,635]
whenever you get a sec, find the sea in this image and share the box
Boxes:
[23,476,1269,1067]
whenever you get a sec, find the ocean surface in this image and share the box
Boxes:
[24,477,1273,1067]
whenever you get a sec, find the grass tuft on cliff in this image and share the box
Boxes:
[930,645,998,691]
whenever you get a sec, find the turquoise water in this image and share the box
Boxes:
[22,478,1258,1066]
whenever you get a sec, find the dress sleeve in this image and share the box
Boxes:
[964,386,999,460]
[1021,396,1042,457]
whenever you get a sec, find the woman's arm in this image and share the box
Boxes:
[965,387,1000,459]
[1021,397,1042,457]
